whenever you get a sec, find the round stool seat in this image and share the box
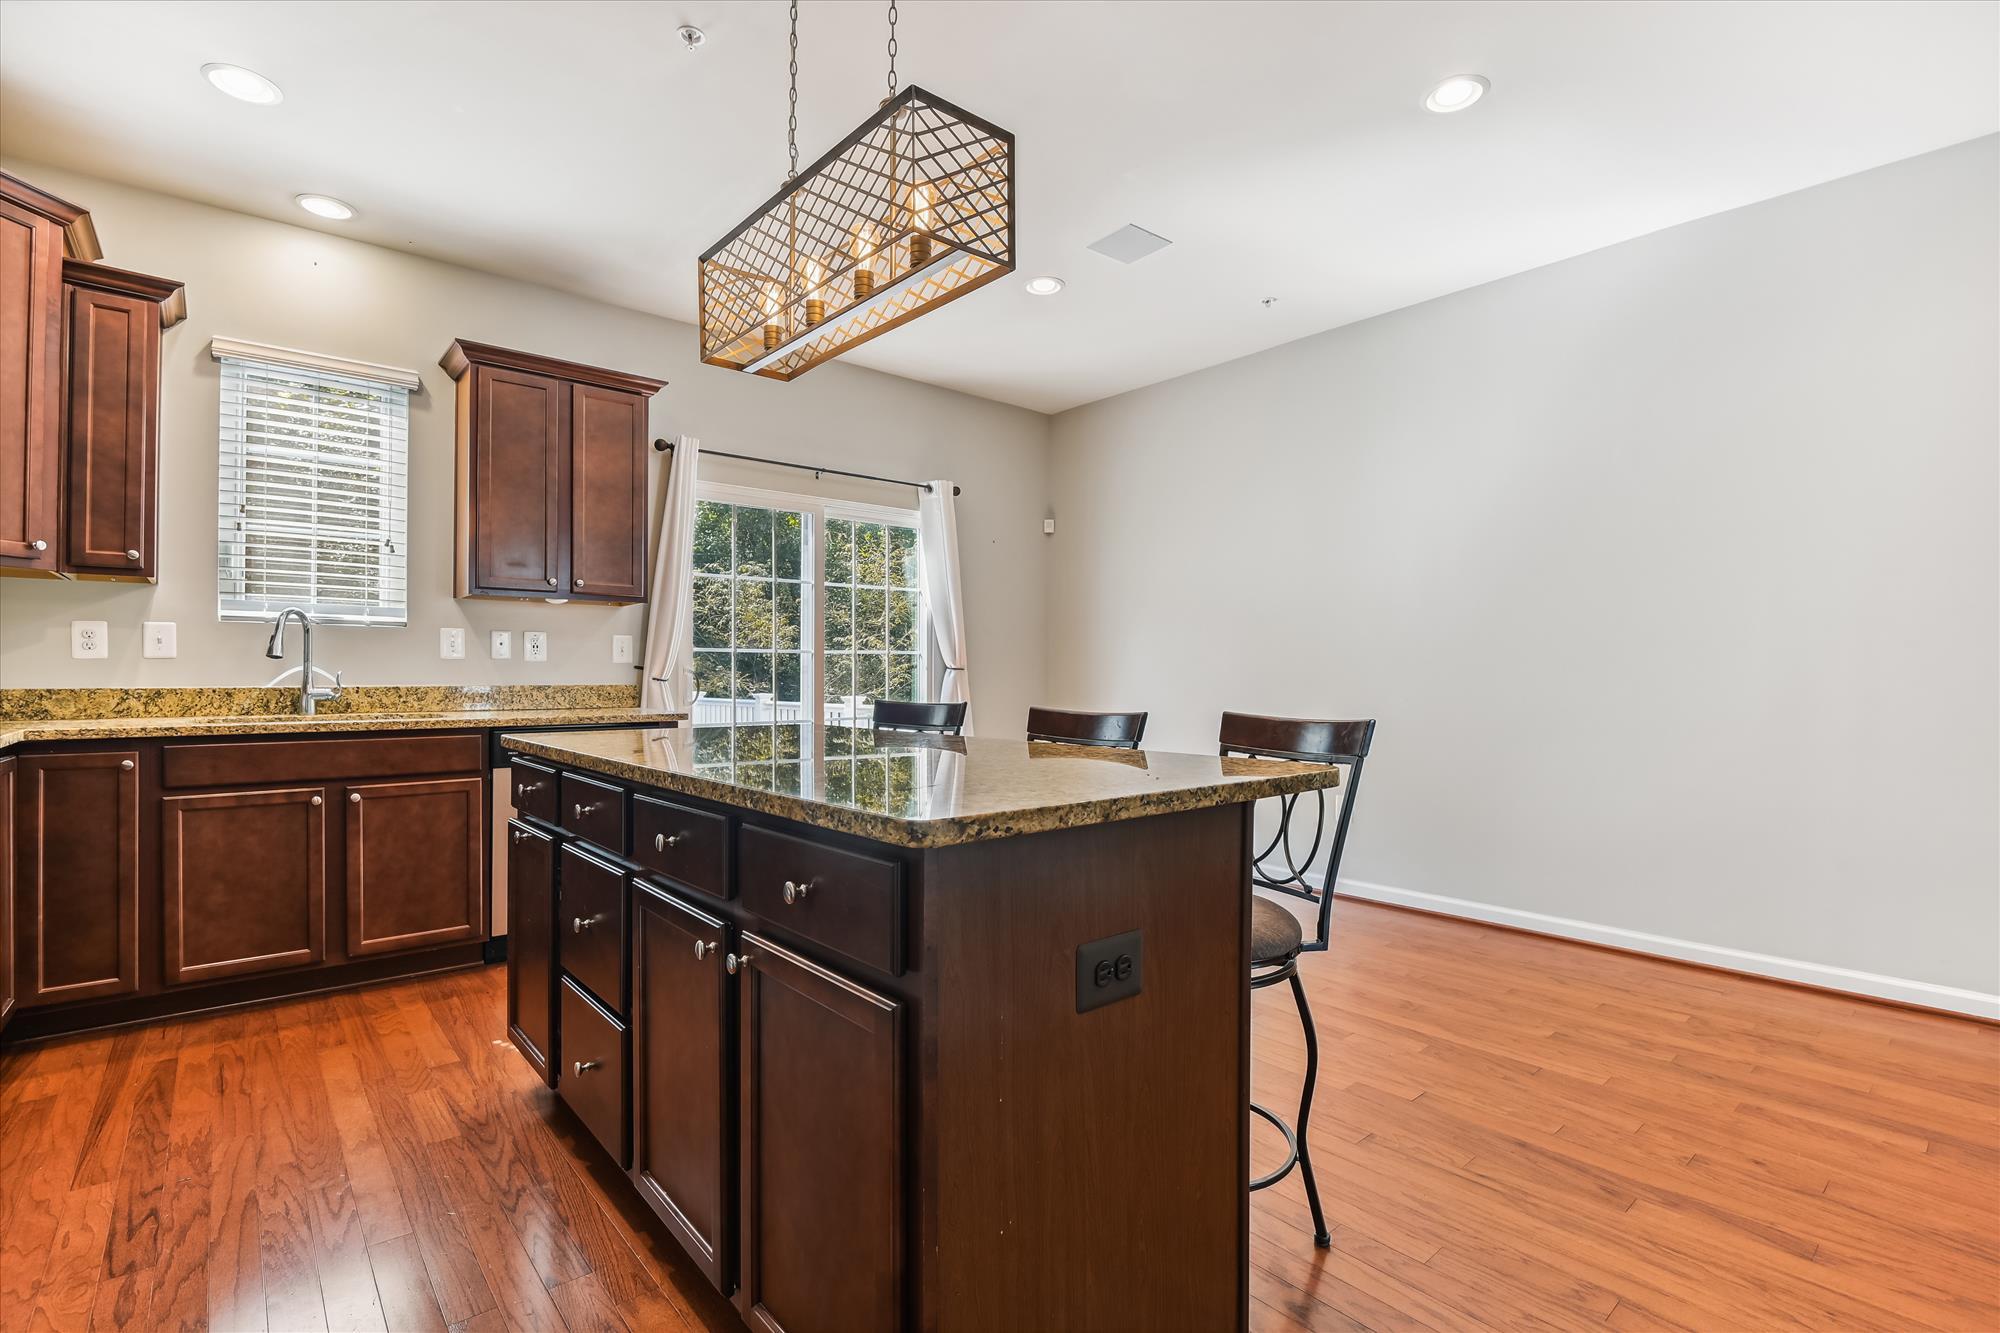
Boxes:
[1251,896,1304,966]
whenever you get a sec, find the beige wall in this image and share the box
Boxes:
[1046,138,2000,1007]
[0,161,1050,736]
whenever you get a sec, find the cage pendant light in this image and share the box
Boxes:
[699,4,1014,381]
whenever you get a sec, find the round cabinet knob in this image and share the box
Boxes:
[693,939,717,961]
[29,539,46,551]
[510,828,526,843]
[782,879,812,906]
[574,578,584,588]
[547,577,558,587]
[725,952,753,975]
[310,795,324,807]
[119,758,135,770]
[572,915,600,934]
[654,832,684,852]
[350,792,362,804]
[573,1060,601,1075]
[517,780,543,795]
[573,802,598,819]
[125,549,141,561]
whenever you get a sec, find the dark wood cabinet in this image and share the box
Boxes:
[736,931,902,1333]
[0,172,177,583]
[560,975,630,1166]
[442,339,664,605]
[17,750,139,1004]
[0,756,14,1033]
[61,263,179,579]
[345,776,485,956]
[506,818,557,1085]
[632,882,731,1292]
[161,786,327,984]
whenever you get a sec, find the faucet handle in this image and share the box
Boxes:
[330,670,344,697]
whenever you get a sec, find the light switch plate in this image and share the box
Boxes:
[440,627,466,659]
[523,631,548,663]
[490,630,512,660]
[611,634,634,664]
[142,621,177,658]
[71,621,109,660]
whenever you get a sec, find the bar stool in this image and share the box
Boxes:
[1024,706,1148,749]
[871,700,969,734]
[1220,711,1376,1249]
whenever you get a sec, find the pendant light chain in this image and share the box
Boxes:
[886,0,899,100]
[786,0,800,180]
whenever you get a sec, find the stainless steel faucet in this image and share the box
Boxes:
[265,607,343,715]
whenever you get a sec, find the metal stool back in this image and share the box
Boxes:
[871,700,968,734]
[1025,706,1148,749]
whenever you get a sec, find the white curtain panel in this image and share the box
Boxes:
[641,436,702,713]
[917,479,971,733]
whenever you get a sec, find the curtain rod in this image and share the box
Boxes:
[654,438,960,496]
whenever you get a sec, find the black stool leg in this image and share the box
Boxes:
[1289,969,1331,1248]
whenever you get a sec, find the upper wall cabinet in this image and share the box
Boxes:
[441,340,665,604]
[0,171,183,583]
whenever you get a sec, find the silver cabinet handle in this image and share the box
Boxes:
[694,939,717,961]
[782,879,813,906]
[350,792,362,804]
[573,1060,601,1075]
[574,578,584,588]
[311,795,324,807]
[547,576,558,587]
[516,780,544,795]
[572,914,604,934]
[29,539,46,551]
[120,758,135,771]
[573,802,599,819]
[510,827,527,843]
[725,952,753,975]
[654,832,684,851]
[125,549,140,561]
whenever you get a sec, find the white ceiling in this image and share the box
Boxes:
[2,1,1994,414]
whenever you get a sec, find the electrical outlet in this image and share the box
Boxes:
[523,631,548,663]
[490,630,512,660]
[610,634,634,664]
[440,627,466,659]
[142,621,177,658]
[70,620,109,660]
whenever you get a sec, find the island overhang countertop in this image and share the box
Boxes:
[501,722,1341,848]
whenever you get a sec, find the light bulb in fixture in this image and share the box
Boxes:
[907,184,934,268]
[851,223,877,299]
[762,283,784,351]
[202,62,283,104]
[1024,276,1065,297]
[804,258,826,326]
[1424,75,1488,114]
[295,193,355,220]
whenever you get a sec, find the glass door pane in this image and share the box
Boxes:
[821,515,922,727]
[690,499,811,730]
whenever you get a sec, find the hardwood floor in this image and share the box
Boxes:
[1,899,1994,1332]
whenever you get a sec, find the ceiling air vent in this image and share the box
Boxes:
[1086,223,1173,264]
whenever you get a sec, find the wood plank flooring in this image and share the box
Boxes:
[2,899,1995,1332]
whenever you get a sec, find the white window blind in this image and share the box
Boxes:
[217,355,409,625]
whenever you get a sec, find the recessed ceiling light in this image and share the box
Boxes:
[1425,74,1488,114]
[295,194,355,220]
[1024,276,1065,296]
[202,62,283,105]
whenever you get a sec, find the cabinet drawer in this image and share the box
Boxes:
[162,734,483,788]
[510,757,558,825]
[561,770,626,853]
[559,842,626,1012]
[738,825,903,977]
[559,976,630,1167]
[632,793,730,900]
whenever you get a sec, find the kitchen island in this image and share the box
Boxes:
[500,721,1343,1333]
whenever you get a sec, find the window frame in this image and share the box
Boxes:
[691,479,930,725]
[215,352,411,627]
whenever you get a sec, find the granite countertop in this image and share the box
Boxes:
[501,721,1342,848]
[0,684,685,749]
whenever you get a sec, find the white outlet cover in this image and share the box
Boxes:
[440,627,466,659]
[523,631,548,662]
[70,620,109,660]
[490,630,513,660]
[142,621,177,658]
[611,634,634,664]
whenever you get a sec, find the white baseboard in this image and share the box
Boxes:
[1322,875,2000,1022]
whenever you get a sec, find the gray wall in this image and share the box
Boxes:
[0,162,1051,736]
[1046,137,1999,1008]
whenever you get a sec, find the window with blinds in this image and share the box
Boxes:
[217,354,409,625]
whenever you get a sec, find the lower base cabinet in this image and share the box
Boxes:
[0,757,14,1032]
[632,882,731,1291]
[506,819,557,1083]
[162,786,327,984]
[346,776,484,956]
[17,750,139,1005]
[735,931,903,1333]
[559,976,630,1166]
